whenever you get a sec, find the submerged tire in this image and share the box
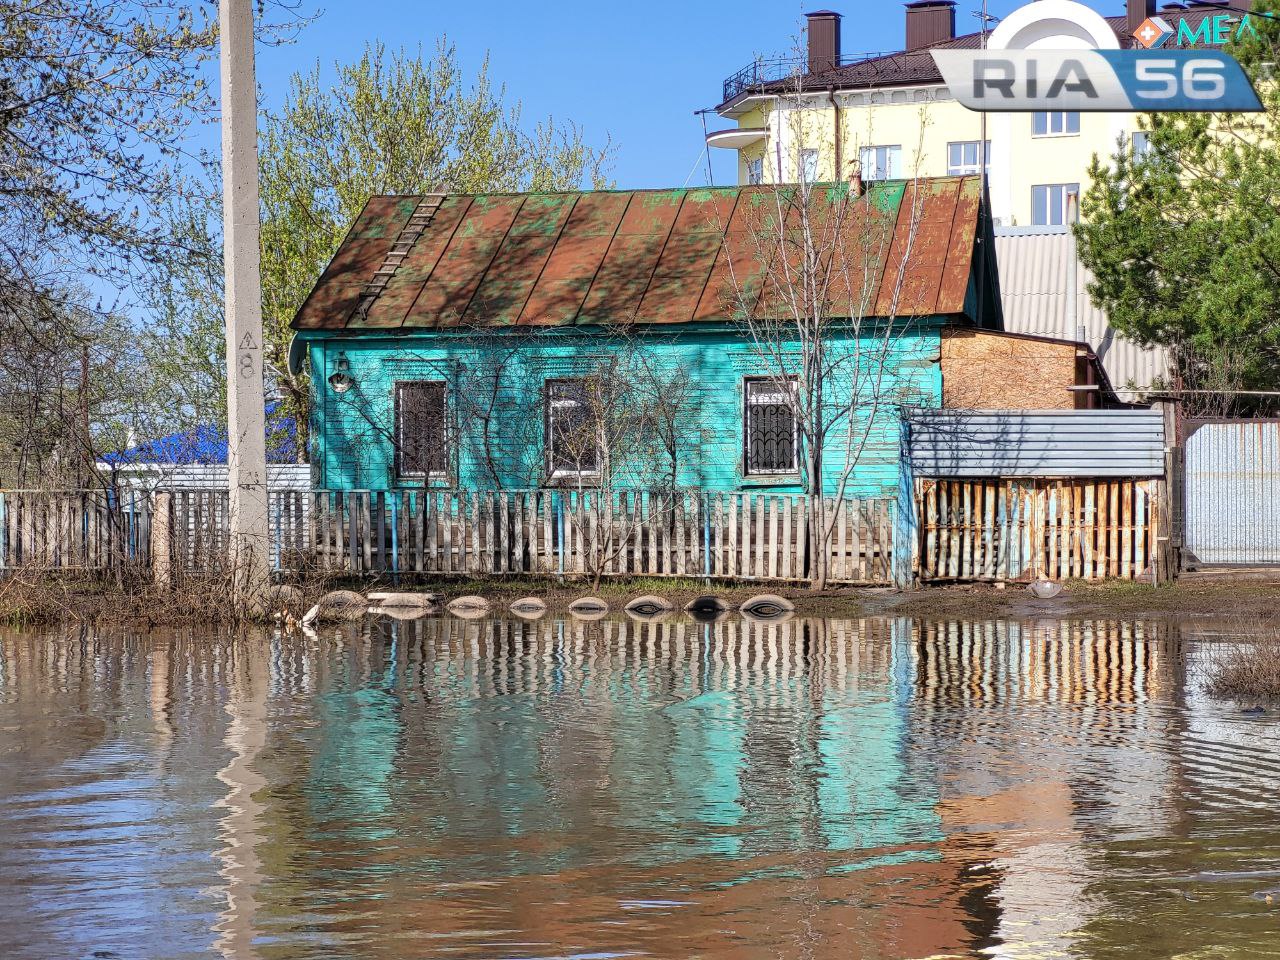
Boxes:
[509,597,548,619]
[683,595,728,614]
[568,596,609,621]
[301,589,368,625]
[739,594,795,622]
[446,595,491,618]
[624,595,674,616]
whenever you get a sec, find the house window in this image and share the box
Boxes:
[744,377,798,475]
[1032,183,1080,226]
[799,148,820,183]
[860,145,902,181]
[746,156,764,185]
[394,381,448,479]
[947,140,991,175]
[545,378,599,477]
[1132,130,1152,159]
[1033,111,1080,137]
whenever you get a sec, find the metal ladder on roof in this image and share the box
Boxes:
[350,193,445,324]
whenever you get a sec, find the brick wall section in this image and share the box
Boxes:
[941,328,1094,410]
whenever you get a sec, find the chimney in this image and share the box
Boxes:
[805,10,842,75]
[1129,0,1157,33]
[905,0,956,51]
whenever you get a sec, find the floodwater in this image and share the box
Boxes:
[1,614,1278,960]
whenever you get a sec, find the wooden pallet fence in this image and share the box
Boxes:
[161,488,896,583]
[0,489,151,573]
[915,478,1161,582]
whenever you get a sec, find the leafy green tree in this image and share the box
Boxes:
[1076,0,1280,414]
[258,40,614,457]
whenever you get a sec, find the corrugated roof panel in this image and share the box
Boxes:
[463,195,575,325]
[406,195,523,327]
[293,179,987,332]
[907,409,1165,478]
[293,196,417,330]
[994,228,1173,399]
[938,179,981,314]
[876,179,959,317]
[364,196,471,328]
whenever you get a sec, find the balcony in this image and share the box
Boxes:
[720,52,895,105]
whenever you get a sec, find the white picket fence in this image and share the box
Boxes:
[161,488,894,585]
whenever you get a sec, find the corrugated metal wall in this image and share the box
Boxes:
[907,410,1165,478]
[110,464,312,491]
[995,227,1172,402]
[1185,421,1280,565]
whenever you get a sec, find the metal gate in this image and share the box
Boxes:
[1185,421,1280,565]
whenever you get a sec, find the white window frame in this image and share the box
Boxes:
[545,378,600,481]
[1033,111,1080,137]
[947,140,991,176]
[1131,130,1152,159]
[1031,183,1081,227]
[746,156,764,185]
[799,148,820,184]
[394,380,450,482]
[743,376,800,477]
[859,144,902,181]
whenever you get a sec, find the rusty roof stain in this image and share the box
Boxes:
[291,177,986,332]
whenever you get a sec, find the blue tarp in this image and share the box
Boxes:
[102,403,298,466]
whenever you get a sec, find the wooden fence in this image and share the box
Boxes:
[915,478,1162,582]
[231,489,896,585]
[0,490,151,573]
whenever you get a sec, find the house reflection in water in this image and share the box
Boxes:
[0,614,1211,960]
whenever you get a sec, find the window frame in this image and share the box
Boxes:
[1031,183,1081,227]
[544,377,601,482]
[946,140,991,176]
[859,144,903,181]
[393,380,450,482]
[1033,111,1080,137]
[746,155,764,185]
[799,147,820,184]
[743,376,800,477]
[1131,130,1152,159]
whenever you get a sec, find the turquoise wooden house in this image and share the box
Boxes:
[289,176,1000,498]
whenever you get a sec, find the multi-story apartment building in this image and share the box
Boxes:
[707,0,1257,227]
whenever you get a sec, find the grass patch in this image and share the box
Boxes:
[1204,632,1280,700]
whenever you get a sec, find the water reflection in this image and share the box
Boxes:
[0,614,1276,959]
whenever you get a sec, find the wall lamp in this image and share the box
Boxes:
[328,352,354,394]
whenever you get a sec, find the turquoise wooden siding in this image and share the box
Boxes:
[300,323,944,497]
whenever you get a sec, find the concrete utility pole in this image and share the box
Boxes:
[220,0,271,601]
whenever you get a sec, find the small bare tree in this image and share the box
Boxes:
[723,86,934,589]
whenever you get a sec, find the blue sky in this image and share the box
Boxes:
[240,0,1122,190]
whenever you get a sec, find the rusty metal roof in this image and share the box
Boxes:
[291,177,985,332]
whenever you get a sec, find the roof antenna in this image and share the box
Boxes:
[699,111,716,186]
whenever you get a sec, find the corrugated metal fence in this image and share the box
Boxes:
[1184,421,1280,565]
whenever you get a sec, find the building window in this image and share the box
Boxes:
[744,377,798,475]
[746,156,763,185]
[947,140,991,175]
[1033,111,1080,137]
[1132,130,1152,159]
[395,381,448,479]
[859,144,902,181]
[799,148,820,183]
[1032,183,1081,226]
[545,378,599,478]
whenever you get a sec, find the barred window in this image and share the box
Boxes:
[744,377,798,475]
[546,378,599,476]
[395,381,448,478]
